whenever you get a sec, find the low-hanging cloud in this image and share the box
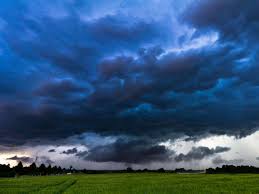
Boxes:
[78,139,174,164]
[174,146,231,162]
[212,156,244,165]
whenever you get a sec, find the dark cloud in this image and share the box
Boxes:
[1,2,170,76]
[34,79,88,99]
[256,157,259,161]
[212,156,244,165]
[183,0,259,85]
[61,148,78,155]
[7,155,34,164]
[48,149,56,153]
[78,139,173,164]
[174,146,231,162]
[0,0,259,149]
[183,0,259,42]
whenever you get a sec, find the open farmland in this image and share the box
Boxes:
[0,173,259,194]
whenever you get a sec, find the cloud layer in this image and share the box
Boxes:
[80,139,173,164]
[0,0,259,165]
[174,146,230,162]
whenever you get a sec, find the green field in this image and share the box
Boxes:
[0,173,259,194]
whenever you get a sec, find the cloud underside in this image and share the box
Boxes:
[0,0,259,164]
[174,146,231,162]
[78,139,173,164]
[75,139,230,164]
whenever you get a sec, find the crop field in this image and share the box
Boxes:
[0,173,259,194]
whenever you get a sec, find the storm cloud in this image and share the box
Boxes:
[78,139,173,164]
[174,146,231,162]
[0,0,259,167]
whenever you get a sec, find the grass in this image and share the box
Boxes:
[0,173,259,194]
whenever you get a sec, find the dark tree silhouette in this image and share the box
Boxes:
[47,164,52,175]
[1,162,259,177]
[126,167,133,172]
[14,161,24,176]
[28,162,37,175]
[39,164,46,175]
[157,168,165,173]
[206,165,259,174]
[0,164,15,177]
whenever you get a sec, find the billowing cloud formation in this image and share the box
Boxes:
[174,146,230,162]
[0,0,259,166]
[78,139,173,164]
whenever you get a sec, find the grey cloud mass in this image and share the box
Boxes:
[78,139,174,164]
[212,156,244,165]
[0,0,259,167]
[174,146,231,162]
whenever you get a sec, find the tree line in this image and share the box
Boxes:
[206,165,259,174]
[0,162,73,177]
[0,163,202,177]
[1,162,259,177]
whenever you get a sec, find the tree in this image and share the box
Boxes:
[39,164,46,175]
[14,161,24,175]
[58,166,63,174]
[126,167,133,172]
[47,164,52,175]
[28,162,37,175]
[157,168,165,173]
[52,166,62,174]
[0,164,15,177]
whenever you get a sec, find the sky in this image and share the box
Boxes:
[0,0,259,170]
